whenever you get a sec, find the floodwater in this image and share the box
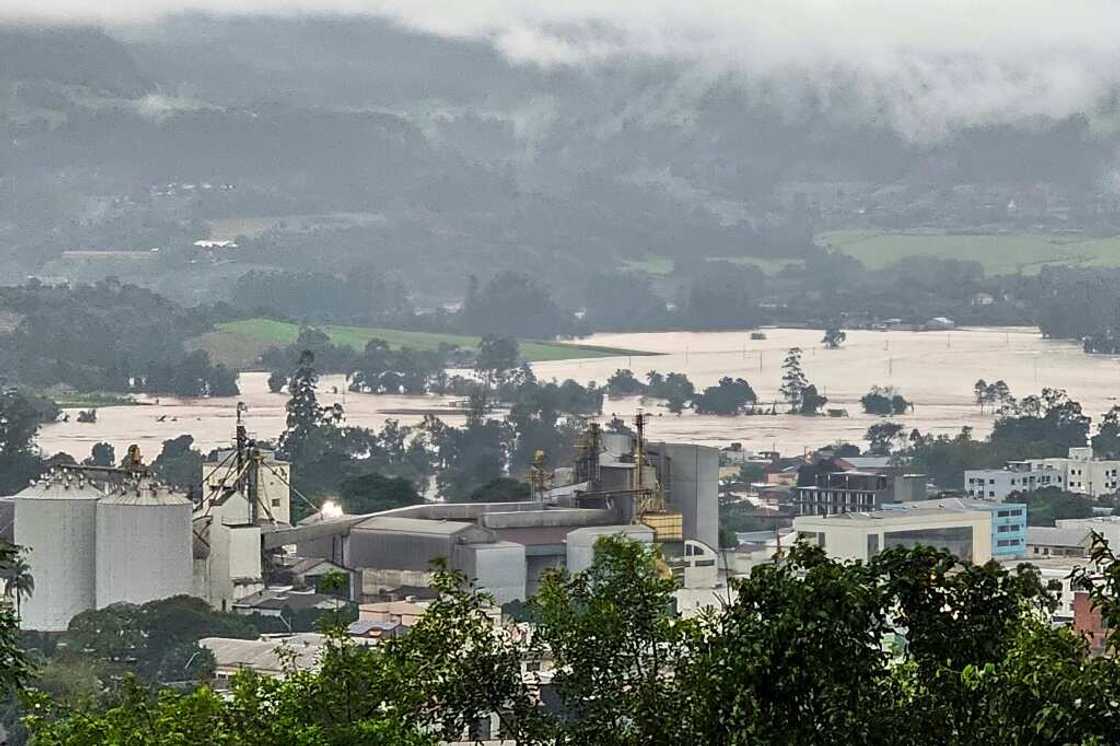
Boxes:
[38,327,1120,460]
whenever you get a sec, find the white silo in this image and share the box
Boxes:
[13,473,102,632]
[96,478,193,608]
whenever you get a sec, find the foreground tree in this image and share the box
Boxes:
[23,538,1120,745]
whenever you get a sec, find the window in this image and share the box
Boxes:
[989,491,995,497]
[989,478,995,484]
[998,524,1015,532]
[867,534,880,557]
[997,510,1010,517]
[271,499,280,507]
[884,526,974,562]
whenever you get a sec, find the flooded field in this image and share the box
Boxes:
[38,327,1120,459]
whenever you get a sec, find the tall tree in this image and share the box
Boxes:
[1,547,32,626]
[780,347,808,412]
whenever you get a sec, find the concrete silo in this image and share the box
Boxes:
[13,473,102,632]
[96,478,193,608]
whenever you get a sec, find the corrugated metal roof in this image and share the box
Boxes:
[201,635,324,673]
[353,516,478,536]
[1027,526,1090,547]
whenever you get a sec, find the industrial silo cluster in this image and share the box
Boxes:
[13,469,193,632]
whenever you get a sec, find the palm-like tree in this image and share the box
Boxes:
[3,552,34,624]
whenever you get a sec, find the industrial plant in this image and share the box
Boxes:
[2,411,721,632]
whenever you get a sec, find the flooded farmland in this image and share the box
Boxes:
[38,326,1120,460]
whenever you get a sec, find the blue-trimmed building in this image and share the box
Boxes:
[985,501,1028,559]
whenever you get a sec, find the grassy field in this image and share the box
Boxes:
[623,255,804,276]
[196,318,652,368]
[708,256,805,274]
[620,256,675,275]
[208,212,386,241]
[818,230,1120,274]
[31,391,138,408]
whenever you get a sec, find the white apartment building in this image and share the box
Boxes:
[792,498,995,564]
[965,447,1120,500]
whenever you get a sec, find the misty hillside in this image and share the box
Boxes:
[1,15,1118,306]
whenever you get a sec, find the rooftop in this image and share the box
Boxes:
[1027,526,1091,548]
[352,516,482,537]
[233,588,342,612]
[201,634,325,674]
[836,456,892,470]
[801,497,1007,523]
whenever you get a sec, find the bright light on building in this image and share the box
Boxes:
[321,500,344,519]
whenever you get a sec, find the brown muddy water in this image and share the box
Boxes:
[38,327,1120,460]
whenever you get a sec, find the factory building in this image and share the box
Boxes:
[280,421,722,604]
[6,415,718,631]
[793,498,1006,564]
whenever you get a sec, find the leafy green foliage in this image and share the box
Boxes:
[780,347,827,415]
[461,272,575,339]
[338,472,422,514]
[644,371,695,414]
[865,421,906,456]
[349,339,452,395]
[19,537,1120,745]
[861,385,912,416]
[62,595,257,685]
[990,388,1090,454]
[1016,487,1096,526]
[149,434,203,495]
[0,390,47,494]
[692,377,757,415]
[531,538,696,745]
[0,280,227,395]
[606,368,646,397]
[822,327,846,348]
[467,477,531,502]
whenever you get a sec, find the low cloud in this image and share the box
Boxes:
[6,1,1120,139]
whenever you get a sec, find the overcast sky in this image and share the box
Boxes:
[5,1,1119,139]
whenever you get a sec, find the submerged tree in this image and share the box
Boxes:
[822,327,847,349]
[780,347,808,412]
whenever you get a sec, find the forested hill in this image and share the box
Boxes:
[2,16,1120,326]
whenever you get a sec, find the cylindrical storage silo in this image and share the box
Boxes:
[14,476,102,632]
[96,479,193,608]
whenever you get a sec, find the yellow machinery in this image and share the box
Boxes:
[632,412,685,542]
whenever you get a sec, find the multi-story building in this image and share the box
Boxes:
[964,447,1120,500]
[795,471,890,516]
[792,498,1022,563]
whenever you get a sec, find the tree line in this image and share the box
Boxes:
[17,535,1120,745]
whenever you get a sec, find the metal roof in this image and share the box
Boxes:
[1027,526,1090,548]
[200,635,325,674]
[99,480,191,506]
[494,526,573,547]
[353,516,480,536]
[837,456,892,469]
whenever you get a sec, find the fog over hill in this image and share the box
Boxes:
[2,6,1120,307]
